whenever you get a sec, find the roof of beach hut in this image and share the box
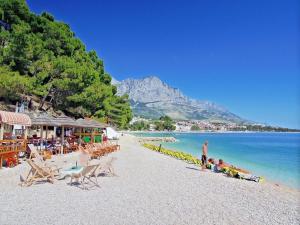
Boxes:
[76,118,107,128]
[30,113,78,127]
[52,115,79,127]
[30,113,107,128]
[30,113,60,126]
[0,110,32,126]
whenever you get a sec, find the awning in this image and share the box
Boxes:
[0,110,32,126]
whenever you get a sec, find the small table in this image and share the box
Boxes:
[59,166,83,179]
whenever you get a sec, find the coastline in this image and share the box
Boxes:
[140,140,300,193]
[127,131,300,190]
[124,130,300,134]
[0,134,299,225]
[127,134,300,194]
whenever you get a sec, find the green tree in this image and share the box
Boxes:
[0,66,32,101]
[154,116,176,131]
[130,121,150,131]
[191,125,200,131]
[0,0,132,128]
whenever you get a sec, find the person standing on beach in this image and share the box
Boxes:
[201,141,208,171]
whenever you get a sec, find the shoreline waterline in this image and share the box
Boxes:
[143,142,299,192]
[130,132,300,190]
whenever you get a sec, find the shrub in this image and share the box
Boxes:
[142,143,201,165]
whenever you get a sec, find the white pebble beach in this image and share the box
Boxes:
[0,134,299,225]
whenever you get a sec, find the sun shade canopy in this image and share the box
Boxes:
[0,111,32,126]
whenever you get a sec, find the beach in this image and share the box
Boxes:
[0,134,299,225]
[133,131,300,189]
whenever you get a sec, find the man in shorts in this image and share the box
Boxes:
[201,141,208,171]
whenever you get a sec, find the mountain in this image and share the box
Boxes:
[114,76,247,123]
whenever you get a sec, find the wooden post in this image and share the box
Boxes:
[45,126,48,140]
[61,126,64,154]
[91,128,94,143]
[40,125,43,150]
[0,123,4,140]
[24,128,28,140]
[79,127,82,146]
[45,126,48,151]
[40,126,43,138]
[53,126,57,138]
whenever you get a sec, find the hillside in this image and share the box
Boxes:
[0,0,132,128]
[115,76,248,123]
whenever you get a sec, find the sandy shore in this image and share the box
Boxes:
[0,134,299,225]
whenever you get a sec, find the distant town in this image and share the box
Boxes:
[129,117,300,132]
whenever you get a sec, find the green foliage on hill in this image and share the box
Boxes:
[230,124,300,132]
[154,116,176,131]
[0,66,32,101]
[190,125,200,131]
[129,120,150,131]
[0,0,132,128]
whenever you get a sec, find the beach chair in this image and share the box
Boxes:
[28,144,60,173]
[69,164,100,190]
[28,144,45,162]
[63,140,79,154]
[96,157,117,177]
[91,143,106,158]
[20,159,56,186]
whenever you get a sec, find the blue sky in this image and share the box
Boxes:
[27,0,300,128]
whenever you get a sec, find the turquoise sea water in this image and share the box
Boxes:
[133,132,300,189]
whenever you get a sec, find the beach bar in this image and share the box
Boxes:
[75,118,107,144]
[0,110,32,168]
[30,114,81,154]
[30,114,107,154]
[0,110,110,168]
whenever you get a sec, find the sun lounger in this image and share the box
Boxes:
[96,157,117,177]
[20,159,57,186]
[28,144,60,172]
[28,144,45,162]
[69,164,100,190]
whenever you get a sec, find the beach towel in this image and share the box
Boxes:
[239,174,261,182]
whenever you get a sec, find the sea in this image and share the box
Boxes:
[133,132,300,189]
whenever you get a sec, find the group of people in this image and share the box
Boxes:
[201,141,230,171]
[200,140,249,174]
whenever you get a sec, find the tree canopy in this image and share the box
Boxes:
[129,120,150,131]
[190,125,200,131]
[155,116,176,131]
[0,0,132,128]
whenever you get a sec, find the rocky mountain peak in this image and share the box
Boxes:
[117,76,187,103]
[113,75,245,122]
